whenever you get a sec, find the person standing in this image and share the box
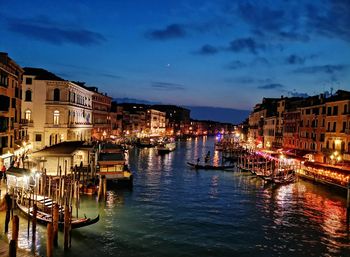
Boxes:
[1,165,6,181]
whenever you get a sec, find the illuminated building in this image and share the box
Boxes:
[248,98,278,147]
[85,86,112,141]
[110,102,123,136]
[323,91,350,162]
[22,68,93,150]
[249,90,350,164]
[146,109,166,136]
[152,105,190,136]
[0,52,26,168]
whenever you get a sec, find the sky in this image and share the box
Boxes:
[1,0,350,111]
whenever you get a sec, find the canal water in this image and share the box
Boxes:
[1,136,350,257]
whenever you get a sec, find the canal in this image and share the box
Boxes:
[1,136,350,257]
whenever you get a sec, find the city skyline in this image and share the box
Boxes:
[0,0,349,111]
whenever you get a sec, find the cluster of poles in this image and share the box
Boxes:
[235,149,298,183]
[3,164,88,257]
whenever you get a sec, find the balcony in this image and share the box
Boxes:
[20,119,33,127]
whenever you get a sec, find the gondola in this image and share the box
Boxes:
[187,162,235,170]
[16,198,99,230]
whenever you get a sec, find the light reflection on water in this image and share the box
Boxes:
[0,136,349,257]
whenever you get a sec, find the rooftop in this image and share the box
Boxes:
[99,152,125,162]
[23,67,65,81]
[31,141,93,157]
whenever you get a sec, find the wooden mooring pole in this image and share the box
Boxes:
[346,182,350,226]
[47,223,53,257]
[9,215,19,257]
[4,193,11,233]
[64,203,71,250]
[32,204,37,243]
[53,203,59,246]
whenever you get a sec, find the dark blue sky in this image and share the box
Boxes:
[1,0,349,110]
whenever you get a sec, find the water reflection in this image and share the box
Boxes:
[0,137,349,257]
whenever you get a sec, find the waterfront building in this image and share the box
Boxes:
[86,86,112,141]
[152,105,191,136]
[146,109,166,137]
[118,104,147,137]
[263,116,277,149]
[323,90,350,162]
[110,102,123,136]
[22,68,93,150]
[248,98,278,147]
[297,95,326,161]
[0,53,26,168]
[249,90,350,164]
[30,141,94,175]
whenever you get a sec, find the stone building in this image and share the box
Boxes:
[85,86,112,141]
[22,68,93,150]
[146,109,166,136]
[152,105,190,136]
[0,52,26,168]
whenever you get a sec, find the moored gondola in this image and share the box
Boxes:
[187,162,234,170]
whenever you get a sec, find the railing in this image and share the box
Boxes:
[20,119,33,126]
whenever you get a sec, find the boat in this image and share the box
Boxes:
[135,137,156,148]
[187,162,235,170]
[156,141,176,154]
[273,172,296,185]
[97,144,133,188]
[16,196,99,230]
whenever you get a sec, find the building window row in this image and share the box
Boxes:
[0,72,9,87]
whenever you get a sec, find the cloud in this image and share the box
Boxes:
[225,60,247,70]
[225,77,272,84]
[252,57,270,65]
[146,24,186,40]
[306,1,350,42]
[228,37,265,54]
[287,90,310,98]
[258,83,284,90]
[238,2,309,42]
[195,44,219,55]
[286,54,305,65]
[100,73,122,79]
[237,1,350,42]
[7,16,105,46]
[293,65,347,74]
[151,81,185,91]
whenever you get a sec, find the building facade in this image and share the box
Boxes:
[0,53,26,168]
[146,109,166,136]
[22,68,93,150]
[87,87,112,141]
[249,90,350,164]
[152,105,191,136]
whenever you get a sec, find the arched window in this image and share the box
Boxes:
[53,110,60,125]
[25,109,31,121]
[25,90,32,102]
[53,88,60,101]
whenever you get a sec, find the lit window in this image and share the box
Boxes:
[54,110,60,125]
[25,109,31,120]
